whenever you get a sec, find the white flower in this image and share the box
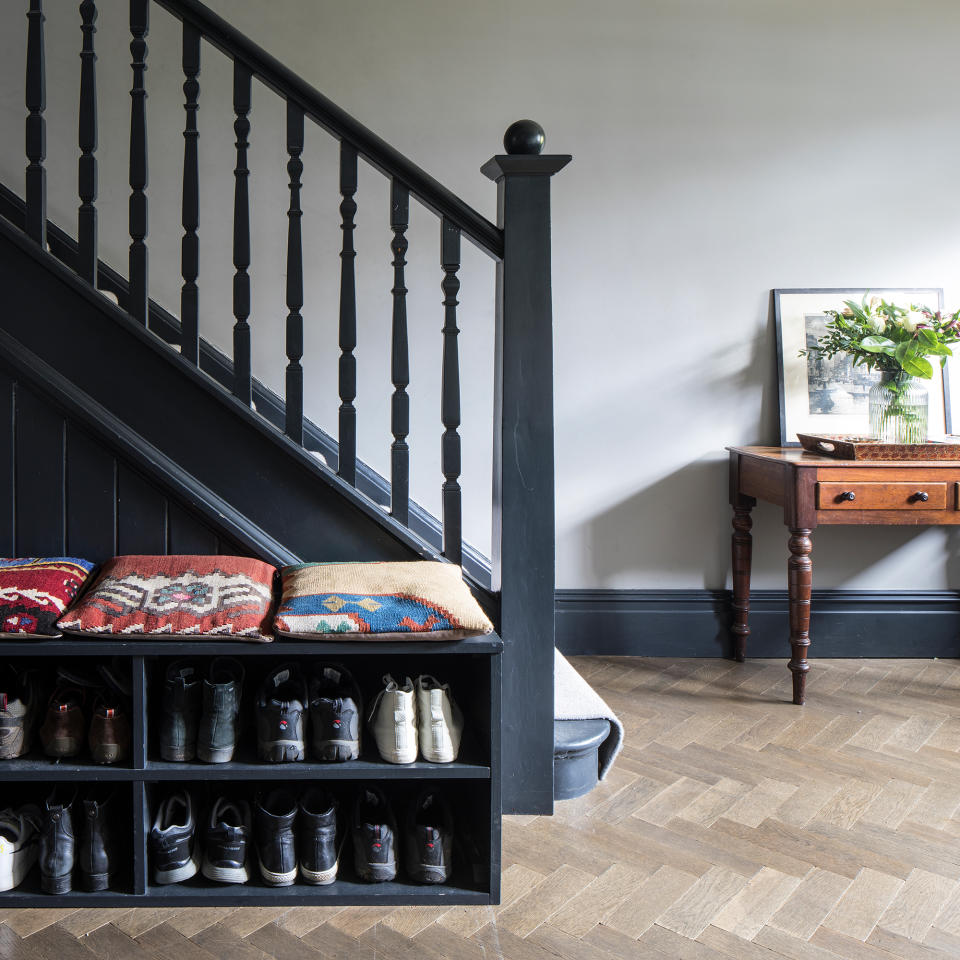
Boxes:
[901,311,924,333]
[867,313,886,334]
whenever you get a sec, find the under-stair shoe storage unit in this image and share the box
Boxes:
[0,637,501,906]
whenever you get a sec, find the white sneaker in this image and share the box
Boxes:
[368,675,418,764]
[0,805,41,892]
[415,675,463,763]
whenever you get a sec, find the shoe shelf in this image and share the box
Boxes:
[0,638,501,908]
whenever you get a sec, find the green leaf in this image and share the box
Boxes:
[901,353,933,378]
[895,341,914,365]
[842,300,869,324]
[860,336,894,353]
[918,327,938,347]
[924,341,952,356]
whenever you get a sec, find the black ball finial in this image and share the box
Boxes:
[503,120,545,155]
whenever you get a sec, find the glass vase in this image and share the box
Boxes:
[868,372,928,443]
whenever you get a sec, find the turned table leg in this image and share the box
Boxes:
[731,500,754,662]
[787,527,812,705]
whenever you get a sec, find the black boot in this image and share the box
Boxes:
[197,657,244,763]
[159,661,201,762]
[39,787,76,894]
[255,789,297,886]
[78,790,117,891]
[298,788,339,884]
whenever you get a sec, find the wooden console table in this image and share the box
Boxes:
[728,445,960,705]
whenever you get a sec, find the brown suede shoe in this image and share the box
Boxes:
[39,687,85,758]
[89,701,130,764]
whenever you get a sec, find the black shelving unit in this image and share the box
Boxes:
[0,636,501,907]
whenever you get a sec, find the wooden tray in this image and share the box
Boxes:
[797,434,960,461]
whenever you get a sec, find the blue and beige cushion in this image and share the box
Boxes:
[273,561,493,641]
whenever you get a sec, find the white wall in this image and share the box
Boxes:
[3,0,960,591]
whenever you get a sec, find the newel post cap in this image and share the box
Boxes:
[481,121,571,181]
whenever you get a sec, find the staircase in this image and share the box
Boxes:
[0,0,568,815]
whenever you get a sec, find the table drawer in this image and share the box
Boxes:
[816,481,947,510]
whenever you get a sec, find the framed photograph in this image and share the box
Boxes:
[774,287,951,445]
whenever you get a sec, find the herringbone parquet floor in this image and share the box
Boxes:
[4,655,960,959]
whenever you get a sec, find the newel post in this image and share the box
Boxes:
[482,121,570,815]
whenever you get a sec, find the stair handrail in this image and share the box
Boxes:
[154,0,503,258]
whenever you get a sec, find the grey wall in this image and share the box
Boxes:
[2,0,960,591]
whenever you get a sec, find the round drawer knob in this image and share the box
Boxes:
[912,491,929,503]
[839,491,856,502]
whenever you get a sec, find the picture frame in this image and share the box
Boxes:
[774,287,951,446]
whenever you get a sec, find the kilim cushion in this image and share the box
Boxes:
[57,555,276,642]
[273,561,494,641]
[0,557,95,637]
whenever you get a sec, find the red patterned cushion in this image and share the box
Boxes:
[57,555,276,642]
[0,557,95,637]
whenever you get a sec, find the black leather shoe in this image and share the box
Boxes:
[150,790,198,884]
[298,787,338,884]
[309,664,362,762]
[39,787,76,894]
[197,657,244,763]
[352,787,397,883]
[255,789,297,886]
[78,790,118,891]
[405,790,453,884]
[159,661,201,762]
[202,797,251,884]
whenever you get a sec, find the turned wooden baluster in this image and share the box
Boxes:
[338,141,358,485]
[787,528,813,705]
[77,0,98,284]
[128,0,149,324]
[390,179,410,524]
[25,0,46,247]
[441,217,463,565]
[284,101,304,444]
[731,496,754,662]
[232,61,252,404]
[180,22,200,364]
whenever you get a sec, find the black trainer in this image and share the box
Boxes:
[256,663,307,762]
[150,790,198,884]
[202,797,251,884]
[309,664,362,762]
[298,787,339,885]
[255,789,297,886]
[352,787,397,883]
[159,660,201,762]
[197,657,244,763]
[405,791,454,884]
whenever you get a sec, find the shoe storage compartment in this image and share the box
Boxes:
[0,636,501,907]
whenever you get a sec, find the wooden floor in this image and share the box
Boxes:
[4,655,960,959]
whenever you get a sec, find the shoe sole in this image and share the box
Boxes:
[43,738,81,758]
[377,749,417,764]
[202,857,250,884]
[258,740,305,763]
[81,871,113,892]
[313,740,359,763]
[0,851,36,892]
[153,854,199,885]
[91,744,126,764]
[259,859,297,886]
[41,872,72,894]
[159,746,196,762]
[357,860,397,883]
[0,731,26,759]
[409,864,450,884]
[196,745,236,764]
[300,859,338,885]
[420,748,456,763]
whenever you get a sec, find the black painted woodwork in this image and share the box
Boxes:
[285,100,305,443]
[232,60,252,404]
[440,218,463,567]
[77,0,98,285]
[482,148,570,815]
[502,119,545,156]
[338,141,358,485]
[180,21,201,365]
[128,0,149,325]
[25,0,46,248]
[390,178,410,525]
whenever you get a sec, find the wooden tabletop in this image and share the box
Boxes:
[727,445,960,468]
